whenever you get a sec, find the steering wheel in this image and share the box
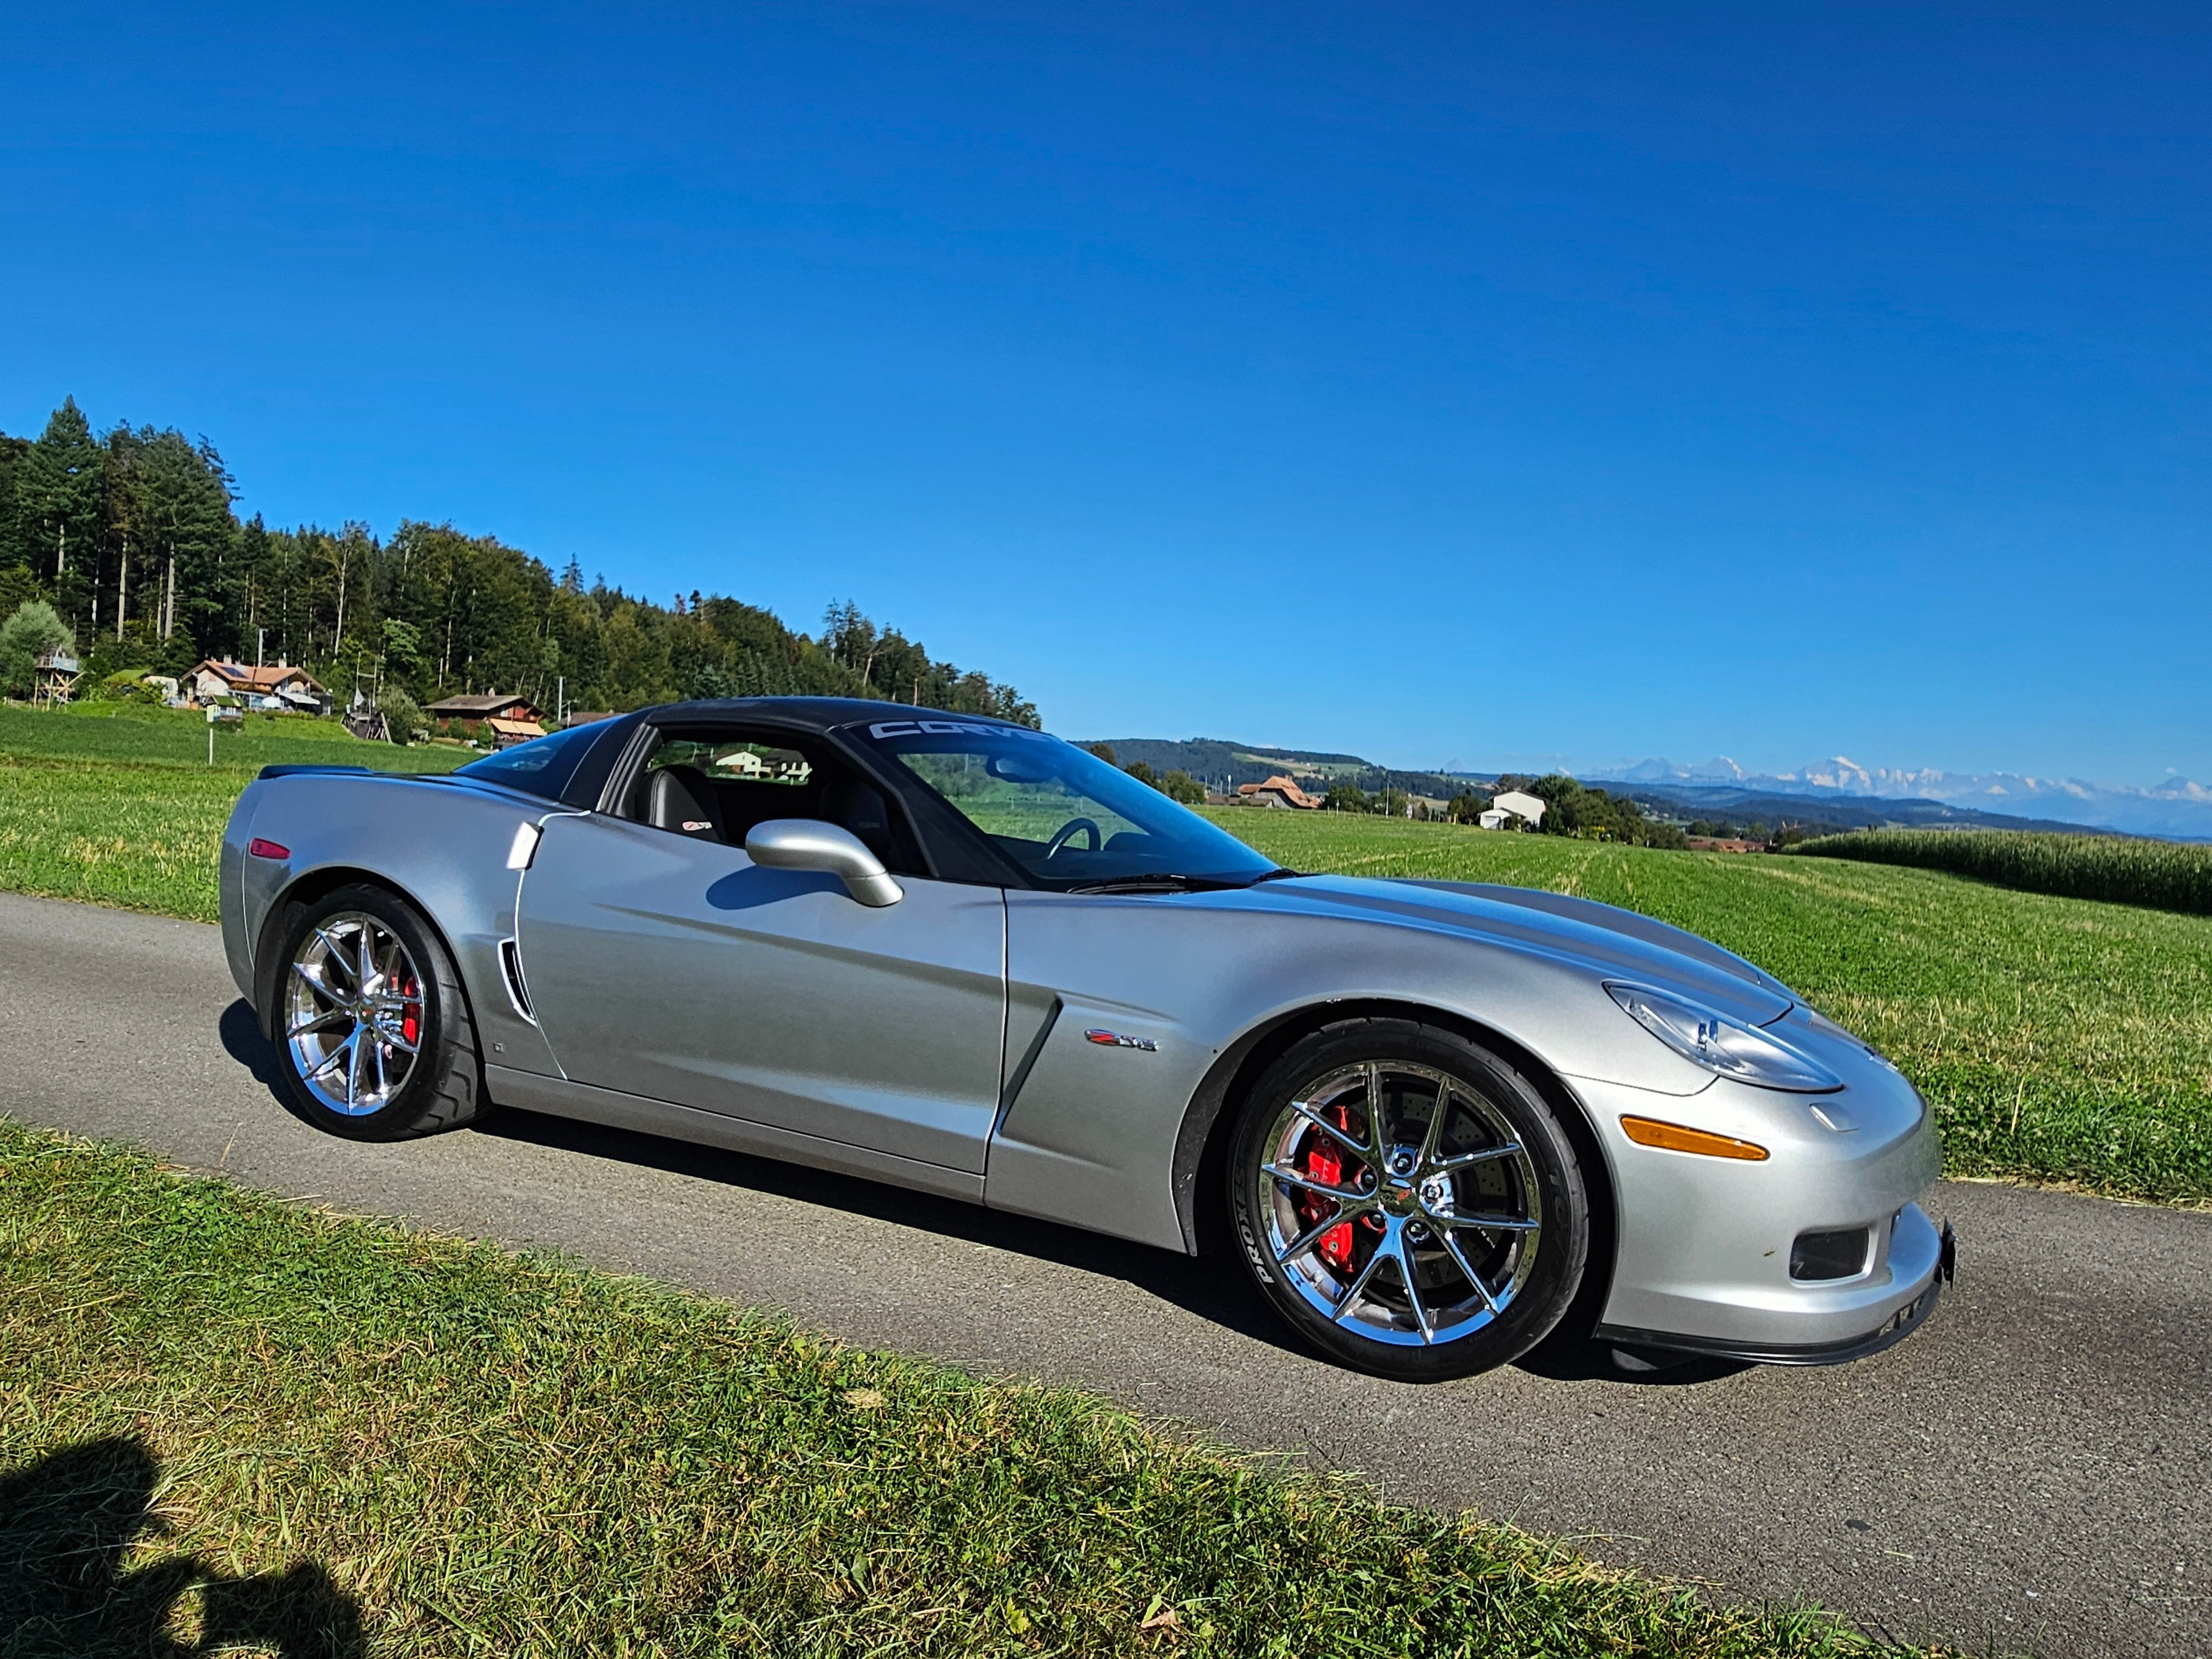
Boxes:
[1043,817,1103,859]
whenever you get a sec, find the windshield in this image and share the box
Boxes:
[853,717,1282,890]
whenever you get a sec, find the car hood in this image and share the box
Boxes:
[1239,874,1796,1027]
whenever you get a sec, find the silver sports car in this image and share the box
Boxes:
[220,698,1952,1381]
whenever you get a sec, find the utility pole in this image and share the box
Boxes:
[256,628,265,669]
[555,675,565,726]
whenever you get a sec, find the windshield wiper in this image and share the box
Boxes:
[1069,868,1301,895]
[1067,874,1246,894]
[1246,867,1303,884]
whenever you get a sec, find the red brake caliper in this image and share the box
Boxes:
[1298,1105,1361,1271]
[397,973,421,1048]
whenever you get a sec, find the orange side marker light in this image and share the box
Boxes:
[1620,1115,1769,1161]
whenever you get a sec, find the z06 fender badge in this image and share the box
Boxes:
[1085,1028,1157,1051]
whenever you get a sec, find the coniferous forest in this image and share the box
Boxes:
[0,397,1038,726]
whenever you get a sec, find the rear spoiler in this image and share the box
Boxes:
[256,764,376,780]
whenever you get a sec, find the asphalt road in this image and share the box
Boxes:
[2,892,2205,1657]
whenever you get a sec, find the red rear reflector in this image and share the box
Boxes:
[248,838,291,859]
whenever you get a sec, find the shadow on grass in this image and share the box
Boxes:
[0,1437,364,1658]
[221,995,1743,1391]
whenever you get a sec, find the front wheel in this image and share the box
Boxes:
[267,884,490,1141]
[1229,1019,1588,1382]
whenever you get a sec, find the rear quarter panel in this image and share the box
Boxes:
[223,772,568,1079]
[220,784,260,998]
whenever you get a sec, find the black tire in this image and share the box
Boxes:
[1229,1018,1588,1383]
[265,884,491,1141]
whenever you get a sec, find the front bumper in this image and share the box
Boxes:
[1599,1213,1954,1365]
[1573,1063,1949,1363]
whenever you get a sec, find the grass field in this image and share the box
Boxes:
[0,1121,1908,1658]
[0,702,473,774]
[0,706,466,922]
[1789,827,2212,916]
[1204,810,2212,1206]
[1,703,2205,1205]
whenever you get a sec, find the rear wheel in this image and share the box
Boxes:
[1229,1019,1588,1382]
[268,885,489,1140]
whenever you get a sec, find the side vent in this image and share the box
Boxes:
[499,938,537,1024]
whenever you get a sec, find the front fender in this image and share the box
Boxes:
[985,887,1708,1252]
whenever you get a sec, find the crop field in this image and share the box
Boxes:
[1789,827,2212,916]
[1204,810,2212,1206]
[0,1121,1902,1658]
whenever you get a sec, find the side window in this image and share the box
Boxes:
[620,727,922,874]
[651,737,816,789]
[455,720,606,801]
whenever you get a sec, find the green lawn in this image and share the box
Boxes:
[0,702,473,774]
[1206,811,2212,1206]
[0,1120,1915,1658]
[0,706,466,922]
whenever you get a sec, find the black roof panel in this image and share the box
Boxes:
[643,696,1034,735]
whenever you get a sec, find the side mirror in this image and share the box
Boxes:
[744,819,904,907]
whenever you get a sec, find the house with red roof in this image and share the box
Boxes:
[186,660,330,715]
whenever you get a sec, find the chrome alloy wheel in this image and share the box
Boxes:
[1259,1061,1543,1347]
[284,912,425,1116]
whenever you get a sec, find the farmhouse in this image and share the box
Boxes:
[424,692,541,724]
[1238,774,1324,810]
[1479,789,1547,831]
[185,660,330,715]
[483,715,547,749]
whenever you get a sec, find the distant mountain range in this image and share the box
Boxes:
[1084,735,2211,841]
[1599,757,2212,841]
[1082,738,1472,802]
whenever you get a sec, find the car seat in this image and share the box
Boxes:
[646,764,727,841]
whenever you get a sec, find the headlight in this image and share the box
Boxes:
[1606,982,1841,1093]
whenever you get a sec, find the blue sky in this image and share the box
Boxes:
[4,3,2205,782]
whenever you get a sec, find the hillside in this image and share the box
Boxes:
[1084,737,1475,801]
[1613,754,2212,841]
[1592,779,2112,838]
[1087,733,2122,833]
[1,398,1036,727]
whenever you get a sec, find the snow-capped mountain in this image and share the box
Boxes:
[1611,756,1755,785]
[1602,755,2212,839]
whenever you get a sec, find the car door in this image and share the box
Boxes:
[513,736,1008,1176]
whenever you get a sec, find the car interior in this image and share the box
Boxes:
[619,728,921,873]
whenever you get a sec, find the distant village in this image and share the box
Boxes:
[89,655,588,751]
[1230,770,1548,831]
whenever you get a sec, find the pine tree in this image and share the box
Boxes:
[18,399,106,632]
[119,428,236,653]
